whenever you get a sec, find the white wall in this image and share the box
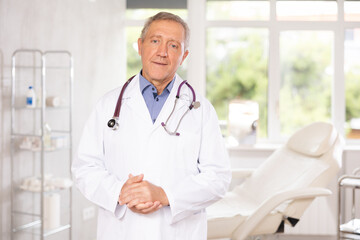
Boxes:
[0,0,126,239]
[1,1,360,240]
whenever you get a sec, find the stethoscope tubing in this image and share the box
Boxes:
[113,75,135,118]
[177,80,196,104]
[108,75,199,135]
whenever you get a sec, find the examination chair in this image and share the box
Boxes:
[207,122,344,240]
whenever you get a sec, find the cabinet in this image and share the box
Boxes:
[10,49,73,240]
[338,168,360,240]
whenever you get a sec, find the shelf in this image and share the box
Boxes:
[13,106,70,110]
[18,175,73,193]
[341,178,360,188]
[12,131,70,137]
[341,230,360,236]
[13,221,71,237]
[340,232,360,240]
[13,220,42,233]
[13,65,71,70]
[338,176,360,240]
[18,183,73,193]
[18,186,72,193]
[11,49,73,240]
[339,176,360,188]
[18,146,70,153]
[11,133,41,138]
[43,224,71,237]
[340,219,360,235]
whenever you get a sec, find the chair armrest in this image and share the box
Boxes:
[231,168,255,179]
[233,187,331,240]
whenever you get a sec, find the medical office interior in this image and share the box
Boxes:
[1,0,360,239]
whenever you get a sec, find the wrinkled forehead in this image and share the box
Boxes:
[146,20,186,43]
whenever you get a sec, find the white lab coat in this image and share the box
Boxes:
[72,74,231,240]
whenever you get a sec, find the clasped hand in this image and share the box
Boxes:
[118,174,169,214]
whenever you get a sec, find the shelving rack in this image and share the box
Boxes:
[338,168,360,240]
[10,49,73,240]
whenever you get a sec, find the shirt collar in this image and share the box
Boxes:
[139,70,175,95]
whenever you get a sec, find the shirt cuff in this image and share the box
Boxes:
[112,180,127,219]
[114,202,127,219]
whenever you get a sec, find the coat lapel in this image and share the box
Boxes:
[122,74,153,126]
[121,74,194,134]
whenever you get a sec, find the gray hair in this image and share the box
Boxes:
[140,12,190,50]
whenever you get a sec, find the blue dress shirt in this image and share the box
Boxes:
[139,72,175,123]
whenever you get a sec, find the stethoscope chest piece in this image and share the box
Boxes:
[108,118,119,131]
[107,75,136,131]
[192,101,201,109]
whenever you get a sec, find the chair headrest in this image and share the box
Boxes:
[286,122,338,157]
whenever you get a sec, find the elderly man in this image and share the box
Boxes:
[72,12,231,240]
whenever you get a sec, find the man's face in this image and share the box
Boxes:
[138,20,189,85]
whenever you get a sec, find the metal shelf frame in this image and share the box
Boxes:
[338,168,360,240]
[10,49,73,240]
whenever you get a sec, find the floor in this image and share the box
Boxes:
[215,235,336,240]
[272,235,336,240]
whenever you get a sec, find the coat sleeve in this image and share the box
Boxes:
[163,98,232,224]
[71,100,127,219]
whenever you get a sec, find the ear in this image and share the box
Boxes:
[180,50,189,65]
[137,38,142,56]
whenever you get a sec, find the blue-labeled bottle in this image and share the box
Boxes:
[26,86,36,108]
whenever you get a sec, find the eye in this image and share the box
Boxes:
[170,43,179,49]
[151,39,159,44]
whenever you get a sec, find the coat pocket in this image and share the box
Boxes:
[175,131,201,176]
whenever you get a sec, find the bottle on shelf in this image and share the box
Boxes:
[44,123,52,150]
[26,86,36,108]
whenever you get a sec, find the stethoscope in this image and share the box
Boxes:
[107,75,200,136]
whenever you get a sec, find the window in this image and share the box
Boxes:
[123,0,360,144]
[345,28,360,139]
[279,31,333,136]
[345,0,360,21]
[276,1,337,21]
[206,28,268,140]
[207,1,269,21]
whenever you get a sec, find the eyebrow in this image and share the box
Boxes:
[149,35,181,45]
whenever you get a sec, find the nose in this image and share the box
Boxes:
[156,42,168,57]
